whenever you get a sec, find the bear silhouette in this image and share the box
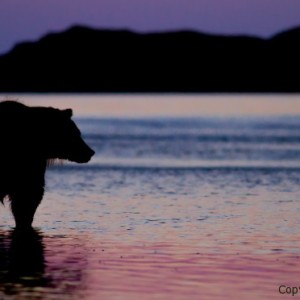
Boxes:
[0,101,95,229]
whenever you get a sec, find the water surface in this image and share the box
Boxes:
[1,94,300,299]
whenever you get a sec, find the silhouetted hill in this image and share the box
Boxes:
[0,25,299,92]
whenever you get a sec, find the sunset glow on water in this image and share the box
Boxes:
[4,94,300,117]
[1,94,300,299]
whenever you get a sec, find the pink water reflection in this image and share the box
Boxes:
[1,226,297,299]
[43,235,300,300]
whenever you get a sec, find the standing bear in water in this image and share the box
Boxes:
[0,101,95,229]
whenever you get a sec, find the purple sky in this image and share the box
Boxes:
[1,0,300,54]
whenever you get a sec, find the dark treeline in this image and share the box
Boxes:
[0,25,299,93]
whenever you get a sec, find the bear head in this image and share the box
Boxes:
[35,107,95,163]
[0,101,95,164]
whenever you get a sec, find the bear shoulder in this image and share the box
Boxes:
[0,100,26,111]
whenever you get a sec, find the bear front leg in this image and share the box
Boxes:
[10,187,44,229]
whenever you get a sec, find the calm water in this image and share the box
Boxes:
[1,95,300,299]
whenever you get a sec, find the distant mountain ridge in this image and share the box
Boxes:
[0,25,299,93]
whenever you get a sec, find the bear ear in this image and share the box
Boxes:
[63,109,73,118]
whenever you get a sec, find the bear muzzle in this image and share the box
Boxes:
[67,140,95,164]
[72,147,95,163]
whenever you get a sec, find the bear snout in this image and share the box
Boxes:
[84,147,95,162]
[69,142,95,164]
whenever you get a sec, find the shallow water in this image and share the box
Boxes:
[1,95,300,299]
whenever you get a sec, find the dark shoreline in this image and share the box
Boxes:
[0,25,299,93]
